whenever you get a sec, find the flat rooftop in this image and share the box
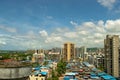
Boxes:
[0,60,31,68]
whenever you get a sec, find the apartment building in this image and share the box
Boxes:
[63,42,75,62]
[104,35,120,77]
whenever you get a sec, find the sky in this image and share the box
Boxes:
[0,0,120,50]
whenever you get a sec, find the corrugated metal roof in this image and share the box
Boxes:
[40,66,48,69]
[101,75,116,80]
[90,76,99,79]
[33,71,40,75]
[65,72,76,76]
[40,72,48,76]
[34,67,40,70]
[97,72,107,76]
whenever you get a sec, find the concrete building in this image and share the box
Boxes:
[80,46,87,61]
[29,75,45,80]
[32,50,45,63]
[104,35,120,77]
[88,54,95,65]
[75,47,81,58]
[0,60,32,80]
[87,48,105,69]
[47,47,62,61]
[31,65,52,80]
[94,55,104,68]
[63,42,75,62]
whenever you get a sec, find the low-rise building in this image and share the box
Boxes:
[29,74,45,80]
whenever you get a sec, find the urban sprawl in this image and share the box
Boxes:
[0,35,119,80]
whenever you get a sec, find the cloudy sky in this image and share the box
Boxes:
[0,0,120,50]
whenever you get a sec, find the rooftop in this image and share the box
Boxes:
[0,60,31,68]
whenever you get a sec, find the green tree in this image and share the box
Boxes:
[52,69,58,80]
[98,64,104,71]
[56,59,66,76]
[43,61,49,66]
[47,69,58,80]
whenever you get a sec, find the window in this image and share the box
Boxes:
[36,78,38,80]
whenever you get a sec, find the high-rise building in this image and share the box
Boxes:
[104,35,120,77]
[80,46,87,61]
[75,47,81,58]
[63,42,75,62]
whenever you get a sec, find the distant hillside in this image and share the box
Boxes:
[0,50,26,54]
[87,47,103,52]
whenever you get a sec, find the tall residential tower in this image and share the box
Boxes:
[104,35,120,77]
[63,42,75,62]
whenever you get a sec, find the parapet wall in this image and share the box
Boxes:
[0,67,32,79]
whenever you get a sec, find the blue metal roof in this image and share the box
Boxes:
[40,72,48,76]
[97,72,107,76]
[90,72,96,76]
[101,75,116,80]
[34,67,41,71]
[92,68,98,71]
[65,72,76,76]
[101,75,111,79]
[40,66,49,69]
[90,76,99,79]
[64,75,78,80]
[64,76,70,80]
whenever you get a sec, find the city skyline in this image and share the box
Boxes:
[0,0,120,50]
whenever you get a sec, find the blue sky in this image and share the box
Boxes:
[0,0,120,50]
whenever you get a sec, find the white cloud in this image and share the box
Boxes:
[56,27,69,33]
[94,33,104,38]
[96,27,105,33]
[26,31,36,39]
[45,36,63,43]
[79,31,88,35]
[56,28,62,32]
[105,19,120,32]
[0,35,7,46]
[70,21,78,26]
[98,20,104,26]
[94,39,103,43]
[27,31,34,35]
[0,41,6,45]
[82,22,95,28]
[2,19,120,49]
[64,32,78,38]
[82,38,87,42]
[0,26,17,33]
[39,30,48,37]
[97,0,116,10]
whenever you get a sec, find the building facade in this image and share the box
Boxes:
[80,46,87,61]
[75,47,80,58]
[29,75,45,80]
[104,35,120,77]
[63,42,75,62]
[32,50,45,63]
